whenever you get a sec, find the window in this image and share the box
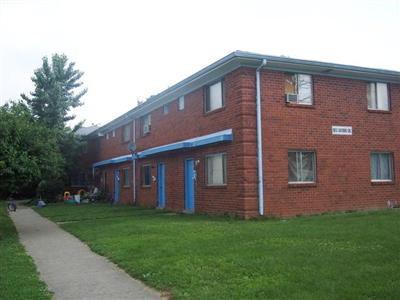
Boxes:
[123,124,131,142]
[206,153,227,186]
[285,73,313,105]
[163,104,169,115]
[122,168,130,187]
[141,114,151,136]
[112,130,116,137]
[367,82,389,111]
[288,151,316,183]
[371,152,393,181]
[178,96,185,111]
[141,165,151,187]
[106,133,109,140]
[205,81,224,112]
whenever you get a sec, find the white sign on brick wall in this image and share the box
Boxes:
[332,126,352,135]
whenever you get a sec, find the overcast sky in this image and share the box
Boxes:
[1,0,399,127]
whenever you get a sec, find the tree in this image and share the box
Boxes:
[0,102,64,198]
[21,54,87,128]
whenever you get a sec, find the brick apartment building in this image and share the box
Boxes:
[84,51,400,217]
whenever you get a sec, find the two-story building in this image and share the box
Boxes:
[86,51,400,217]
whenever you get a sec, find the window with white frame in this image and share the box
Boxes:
[206,153,227,186]
[370,152,393,181]
[288,151,316,183]
[163,104,169,115]
[106,133,109,140]
[122,124,131,142]
[122,168,130,187]
[205,81,224,112]
[141,164,151,187]
[367,82,389,111]
[141,114,151,136]
[285,73,313,105]
[178,96,185,111]
[112,130,116,137]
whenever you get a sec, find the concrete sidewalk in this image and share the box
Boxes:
[10,206,162,300]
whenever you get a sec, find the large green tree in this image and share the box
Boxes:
[0,102,64,198]
[21,54,87,128]
[1,54,88,200]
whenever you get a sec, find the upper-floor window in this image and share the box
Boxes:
[141,114,151,136]
[106,133,109,140]
[122,124,131,142]
[367,82,389,111]
[178,96,185,111]
[112,130,116,137]
[206,153,227,186]
[288,151,316,183]
[205,81,224,112]
[285,73,313,105]
[370,152,393,182]
[122,168,130,187]
[163,104,169,115]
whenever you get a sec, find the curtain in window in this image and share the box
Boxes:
[301,152,315,181]
[123,125,131,142]
[367,83,376,109]
[370,154,379,180]
[209,82,223,111]
[207,154,225,185]
[288,151,315,182]
[123,169,130,186]
[377,83,389,110]
[142,115,151,134]
[178,96,184,110]
[285,74,297,94]
[371,153,393,180]
[297,74,312,104]
[288,152,299,182]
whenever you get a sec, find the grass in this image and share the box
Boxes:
[0,202,51,300]
[36,204,400,299]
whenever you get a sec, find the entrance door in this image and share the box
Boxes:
[157,162,165,209]
[184,159,195,212]
[114,169,120,205]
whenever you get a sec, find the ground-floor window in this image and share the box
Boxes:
[141,164,152,187]
[288,151,316,183]
[206,153,227,186]
[370,152,393,182]
[122,168,130,187]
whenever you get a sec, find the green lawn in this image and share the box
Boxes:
[36,204,400,299]
[0,203,51,300]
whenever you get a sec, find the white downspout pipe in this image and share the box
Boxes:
[256,59,267,215]
[132,119,136,204]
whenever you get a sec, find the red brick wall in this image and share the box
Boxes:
[257,70,400,217]
[134,68,253,215]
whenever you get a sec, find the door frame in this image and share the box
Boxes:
[184,158,195,213]
[114,169,120,205]
[157,162,165,209]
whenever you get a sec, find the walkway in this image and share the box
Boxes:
[10,206,162,300]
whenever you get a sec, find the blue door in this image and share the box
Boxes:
[157,162,165,209]
[114,169,120,205]
[185,159,195,212]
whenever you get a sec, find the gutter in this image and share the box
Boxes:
[256,59,267,216]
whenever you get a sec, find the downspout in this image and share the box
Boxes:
[256,59,267,215]
[132,119,136,204]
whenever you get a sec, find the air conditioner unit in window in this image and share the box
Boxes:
[286,93,298,103]
[143,124,151,134]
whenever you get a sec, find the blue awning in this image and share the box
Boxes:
[92,154,132,168]
[92,129,233,168]
[136,129,233,159]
